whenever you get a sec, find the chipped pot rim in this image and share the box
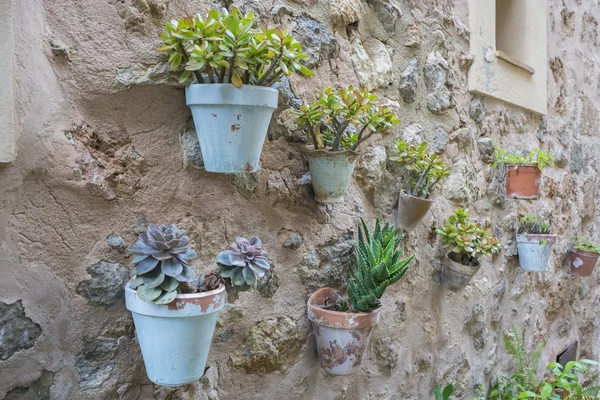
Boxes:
[303,148,361,157]
[307,287,379,329]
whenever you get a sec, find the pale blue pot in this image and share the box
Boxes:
[517,234,557,272]
[125,281,226,386]
[186,83,278,173]
[305,149,359,203]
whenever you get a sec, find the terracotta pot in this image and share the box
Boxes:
[441,253,480,292]
[305,149,359,203]
[307,287,379,375]
[397,192,433,231]
[516,234,557,272]
[569,246,600,277]
[505,164,542,199]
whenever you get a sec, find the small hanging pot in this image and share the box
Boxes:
[569,246,600,277]
[307,287,378,375]
[397,192,433,231]
[505,164,542,199]
[441,252,480,292]
[305,149,359,203]
[516,234,557,272]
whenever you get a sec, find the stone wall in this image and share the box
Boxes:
[1,0,600,399]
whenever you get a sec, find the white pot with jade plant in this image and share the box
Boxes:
[294,87,400,203]
[125,224,271,386]
[159,8,313,173]
[392,140,450,231]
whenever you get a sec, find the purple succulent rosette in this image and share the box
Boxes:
[216,237,271,290]
[128,224,197,304]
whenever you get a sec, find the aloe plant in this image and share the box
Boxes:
[346,219,414,313]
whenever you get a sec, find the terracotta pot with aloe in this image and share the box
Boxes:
[569,237,600,277]
[294,87,400,203]
[493,147,555,199]
[308,219,414,375]
[436,208,503,291]
[392,141,450,231]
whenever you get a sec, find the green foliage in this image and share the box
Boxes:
[347,218,414,313]
[392,140,451,199]
[294,86,400,152]
[434,383,453,400]
[518,213,552,235]
[572,237,600,254]
[159,8,313,87]
[493,147,556,170]
[129,224,198,304]
[436,208,503,266]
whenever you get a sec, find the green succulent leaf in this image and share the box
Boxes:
[136,284,163,302]
[154,289,178,305]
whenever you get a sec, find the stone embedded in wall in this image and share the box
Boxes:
[75,336,119,390]
[268,108,307,143]
[278,229,304,250]
[570,142,590,175]
[465,304,487,351]
[374,337,400,374]
[113,63,183,90]
[296,232,355,292]
[180,119,204,170]
[76,260,130,306]
[272,76,303,109]
[329,0,362,29]
[581,12,599,46]
[292,17,339,69]
[424,51,454,114]
[469,97,486,123]
[0,300,42,360]
[401,123,424,144]
[257,268,280,298]
[426,127,449,154]
[3,370,55,400]
[133,213,148,235]
[106,234,127,253]
[477,138,494,163]
[351,38,394,91]
[405,24,421,48]
[355,145,398,212]
[368,0,400,33]
[232,317,304,374]
[399,57,418,104]
[228,173,260,198]
[100,316,134,339]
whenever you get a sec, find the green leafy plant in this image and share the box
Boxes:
[392,140,451,199]
[345,218,414,313]
[518,213,552,235]
[436,208,503,266]
[435,383,453,400]
[572,237,600,254]
[493,147,556,170]
[159,8,313,87]
[294,86,400,152]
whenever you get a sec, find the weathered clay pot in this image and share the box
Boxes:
[305,149,359,203]
[516,234,557,272]
[569,246,600,277]
[441,253,480,292]
[505,164,542,199]
[397,192,433,231]
[307,287,379,375]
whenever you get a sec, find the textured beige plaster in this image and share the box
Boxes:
[0,0,16,163]
[468,0,548,114]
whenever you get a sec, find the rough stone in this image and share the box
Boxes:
[355,145,387,197]
[374,337,400,374]
[401,123,424,144]
[399,57,418,104]
[292,17,338,69]
[329,0,362,29]
[256,268,280,298]
[296,232,355,292]
[229,172,260,197]
[180,119,204,170]
[351,38,394,91]
[271,76,303,109]
[75,336,119,389]
[477,138,495,163]
[3,370,55,400]
[133,213,148,235]
[106,234,127,252]
[405,24,421,48]
[76,261,130,306]
[0,300,42,360]
[232,317,304,374]
[113,63,183,90]
[465,304,486,351]
[368,0,400,33]
[278,229,304,249]
[423,51,454,114]
[427,127,449,153]
[469,97,486,123]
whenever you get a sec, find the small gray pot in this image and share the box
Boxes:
[441,253,480,292]
[397,192,433,231]
[305,149,359,203]
[516,234,557,272]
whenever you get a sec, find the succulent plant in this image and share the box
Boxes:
[216,237,271,291]
[128,224,197,304]
[518,213,551,235]
[572,237,600,254]
[346,219,414,313]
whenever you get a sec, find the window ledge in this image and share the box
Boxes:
[496,50,535,75]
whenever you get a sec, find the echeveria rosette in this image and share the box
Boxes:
[216,237,270,291]
[128,224,197,304]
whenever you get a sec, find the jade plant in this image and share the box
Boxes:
[436,208,502,266]
[129,224,271,304]
[294,86,400,152]
[159,8,313,87]
[343,219,414,313]
[393,140,451,199]
[571,237,600,253]
[518,213,551,235]
[493,147,556,170]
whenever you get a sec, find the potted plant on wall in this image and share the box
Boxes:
[392,140,450,231]
[568,237,600,277]
[516,213,557,273]
[436,208,502,291]
[493,147,555,199]
[125,224,271,386]
[159,8,313,173]
[294,87,400,203]
[307,218,414,375]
